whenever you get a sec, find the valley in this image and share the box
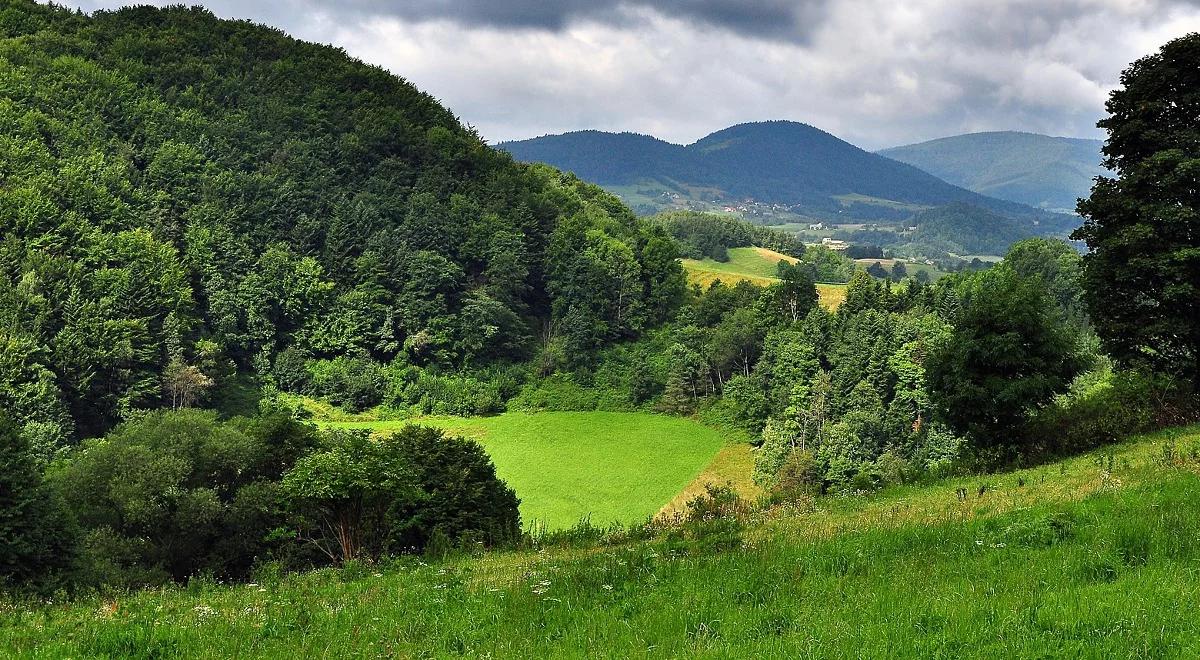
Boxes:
[1,3,1197,658]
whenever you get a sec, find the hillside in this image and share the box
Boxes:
[880,131,1106,212]
[905,203,1038,256]
[0,2,685,442]
[500,121,1069,227]
[6,425,1199,656]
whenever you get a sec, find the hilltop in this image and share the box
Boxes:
[879,131,1106,212]
[500,121,1067,226]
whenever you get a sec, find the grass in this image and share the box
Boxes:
[327,412,727,531]
[659,441,762,516]
[681,246,847,309]
[5,426,1199,658]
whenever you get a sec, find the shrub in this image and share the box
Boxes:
[48,410,304,586]
[386,368,518,417]
[509,373,601,412]
[308,356,387,412]
[273,345,313,393]
[721,375,770,434]
[281,429,418,563]
[772,449,822,500]
[669,483,748,553]
[281,426,520,560]
[1028,368,1199,455]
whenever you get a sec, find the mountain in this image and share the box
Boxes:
[879,131,1107,212]
[0,1,684,440]
[501,121,1067,227]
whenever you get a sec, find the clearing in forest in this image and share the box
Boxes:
[329,411,728,531]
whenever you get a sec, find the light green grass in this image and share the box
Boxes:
[682,247,847,308]
[5,427,1199,658]
[682,246,793,280]
[329,412,726,531]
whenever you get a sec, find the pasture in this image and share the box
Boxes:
[681,246,847,308]
[328,412,729,531]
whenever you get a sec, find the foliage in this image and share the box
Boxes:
[928,268,1083,452]
[382,425,521,550]
[48,410,314,586]
[1073,32,1200,383]
[0,416,75,590]
[0,2,682,444]
[652,211,805,261]
[281,430,419,563]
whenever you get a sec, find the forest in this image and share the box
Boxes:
[1,5,1198,638]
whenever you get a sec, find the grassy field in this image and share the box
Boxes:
[682,247,847,309]
[5,426,1198,658]
[328,412,728,531]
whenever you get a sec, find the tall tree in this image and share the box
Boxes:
[1072,33,1200,382]
[927,269,1082,452]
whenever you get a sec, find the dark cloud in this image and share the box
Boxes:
[358,0,829,41]
[52,1,1200,148]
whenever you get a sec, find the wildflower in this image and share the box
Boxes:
[602,584,613,591]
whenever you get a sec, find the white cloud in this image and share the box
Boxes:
[53,0,1200,149]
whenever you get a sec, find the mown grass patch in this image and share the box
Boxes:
[328,411,726,531]
[5,427,1199,658]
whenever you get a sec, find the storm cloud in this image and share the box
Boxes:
[57,0,1200,149]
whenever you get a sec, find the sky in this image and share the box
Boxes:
[58,0,1200,149]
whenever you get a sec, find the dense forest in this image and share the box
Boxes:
[0,1,1196,603]
[0,1,685,450]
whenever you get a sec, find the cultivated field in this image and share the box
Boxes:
[328,412,729,531]
[681,247,847,308]
[6,426,1198,658]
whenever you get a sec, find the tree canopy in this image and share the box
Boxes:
[1073,32,1200,383]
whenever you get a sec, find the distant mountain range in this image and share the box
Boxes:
[499,122,1074,234]
[879,131,1106,213]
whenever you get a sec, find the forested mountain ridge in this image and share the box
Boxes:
[0,1,685,443]
[500,121,1071,229]
[879,131,1106,212]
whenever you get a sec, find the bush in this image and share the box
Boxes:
[669,483,748,553]
[1029,368,1199,455]
[509,373,601,412]
[48,410,310,586]
[772,449,822,500]
[383,425,521,550]
[281,426,520,560]
[308,356,387,412]
[386,367,520,416]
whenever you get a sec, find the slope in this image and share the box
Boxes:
[6,425,1199,656]
[880,131,1106,212]
[0,1,685,441]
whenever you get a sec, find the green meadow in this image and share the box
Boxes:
[329,412,728,531]
[4,426,1198,658]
